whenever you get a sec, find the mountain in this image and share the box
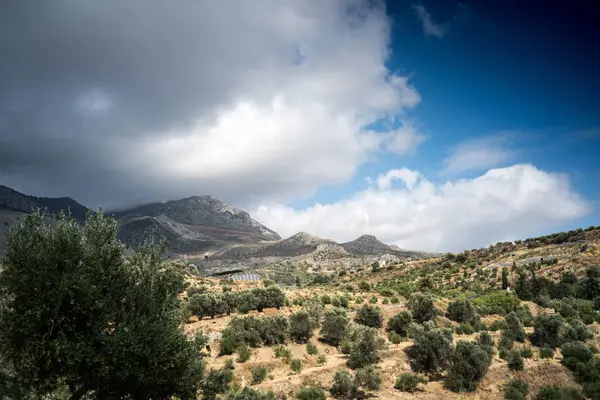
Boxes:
[341,234,423,258]
[111,195,281,252]
[0,185,92,255]
[0,185,90,221]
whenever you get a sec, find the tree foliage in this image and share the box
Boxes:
[354,304,383,328]
[407,293,437,323]
[321,308,350,346]
[0,211,205,400]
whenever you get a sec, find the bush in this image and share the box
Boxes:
[507,350,524,371]
[407,321,453,374]
[251,366,268,385]
[354,304,383,328]
[330,370,355,398]
[321,308,349,346]
[391,296,400,304]
[387,311,413,337]
[445,340,492,392]
[346,325,386,369]
[516,305,534,327]
[503,312,526,342]
[290,359,302,374]
[273,345,292,362]
[530,314,565,348]
[521,347,534,358]
[225,387,278,400]
[306,343,319,356]
[565,319,593,342]
[237,344,252,363]
[220,316,264,354]
[296,386,326,400]
[394,373,426,393]
[473,291,520,315]
[504,379,529,400]
[202,367,234,400]
[539,347,554,359]
[355,366,381,392]
[456,323,475,335]
[489,319,508,331]
[358,282,371,292]
[446,299,479,325]
[290,310,316,343]
[260,315,289,345]
[316,354,327,365]
[534,386,584,400]
[388,331,402,344]
[369,296,378,304]
[407,293,437,323]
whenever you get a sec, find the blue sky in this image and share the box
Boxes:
[2,0,598,251]
[289,0,600,238]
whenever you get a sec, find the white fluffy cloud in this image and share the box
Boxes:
[254,164,591,252]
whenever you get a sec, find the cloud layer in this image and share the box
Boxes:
[0,0,421,209]
[254,164,591,252]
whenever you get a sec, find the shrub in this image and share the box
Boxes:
[273,345,292,362]
[321,308,350,346]
[507,350,524,371]
[289,310,316,343]
[251,366,268,385]
[290,359,302,374]
[358,282,371,291]
[388,331,402,344]
[565,319,594,342]
[445,340,493,392]
[306,343,319,356]
[202,367,234,400]
[530,314,565,348]
[355,366,382,392]
[220,316,264,355]
[355,296,364,304]
[296,386,326,400]
[346,325,386,369]
[504,379,528,400]
[446,299,479,325]
[489,319,508,331]
[407,293,437,323]
[387,311,413,337]
[354,304,383,328]
[391,296,400,304]
[503,312,526,342]
[456,323,475,335]
[407,321,453,374]
[331,297,341,307]
[539,347,554,359]
[330,370,355,398]
[516,305,534,327]
[473,291,520,315]
[534,386,584,400]
[394,373,426,393]
[321,294,332,305]
[226,387,278,400]
[316,354,327,365]
[236,344,252,363]
[380,288,394,297]
[521,347,533,358]
[260,315,289,346]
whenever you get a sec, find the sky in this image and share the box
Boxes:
[0,0,598,252]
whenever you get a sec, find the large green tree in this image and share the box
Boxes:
[0,211,205,400]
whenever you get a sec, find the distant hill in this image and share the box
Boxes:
[0,185,92,255]
[110,195,281,252]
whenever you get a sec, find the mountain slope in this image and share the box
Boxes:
[112,195,280,252]
[0,185,92,255]
[341,234,427,258]
[0,185,90,221]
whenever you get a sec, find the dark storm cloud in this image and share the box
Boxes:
[0,0,299,208]
[0,0,414,211]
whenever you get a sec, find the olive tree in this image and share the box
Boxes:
[0,211,205,400]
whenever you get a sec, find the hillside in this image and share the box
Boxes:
[176,224,600,400]
[110,195,281,253]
